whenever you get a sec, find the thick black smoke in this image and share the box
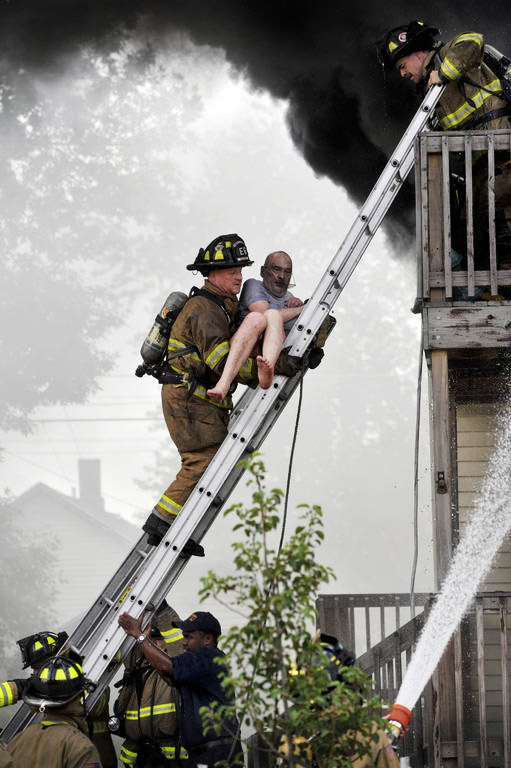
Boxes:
[2,0,511,245]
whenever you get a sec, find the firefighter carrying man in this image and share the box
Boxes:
[142,234,305,548]
[5,656,101,768]
[377,21,511,276]
[110,601,186,767]
[0,630,116,768]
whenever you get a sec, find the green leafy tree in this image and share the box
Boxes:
[0,39,203,434]
[0,495,59,681]
[200,455,388,767]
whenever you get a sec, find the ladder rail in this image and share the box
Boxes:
[0,85,444,744]
[286,85,443,356]
[82,371,306,699]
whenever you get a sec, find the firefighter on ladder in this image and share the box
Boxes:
[142,234,302,549]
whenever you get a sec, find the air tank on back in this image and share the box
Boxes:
[137,291,188,373]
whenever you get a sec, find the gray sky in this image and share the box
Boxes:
[1,36,435,634]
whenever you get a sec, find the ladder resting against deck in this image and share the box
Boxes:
[0,82,447,746]
[416,129,511,309]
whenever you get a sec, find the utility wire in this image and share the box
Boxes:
[28,417,161,423]
[41,420,68,486]
[278,376,304,553]
[63,404,80,459]
[2,449,145,512]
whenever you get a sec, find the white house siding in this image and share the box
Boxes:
[457,402,511,739]
[457,403,511,589]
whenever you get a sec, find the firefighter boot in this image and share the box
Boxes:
[142,512,205,556]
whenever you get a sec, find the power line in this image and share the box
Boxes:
[4,437,159,443]
[28,417,161,423]
[2,450,147,511]
[63,400,156,406]
[7,449,166,456]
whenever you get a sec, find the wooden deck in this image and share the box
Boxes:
[416,131,511,304]
[415,130,511,355]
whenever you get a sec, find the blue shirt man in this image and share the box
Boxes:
[118,609,242,767]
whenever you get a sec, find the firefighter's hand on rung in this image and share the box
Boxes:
[118,612,144,637]
[427,70,442,88]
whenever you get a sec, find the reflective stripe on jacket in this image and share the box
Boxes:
[87,687,110,733]
[117,623,184,766]
[168,279,258,409]
[0,681,19,707]
[122,668,179,742]
[422,32,510,131]
[120,740,188,765]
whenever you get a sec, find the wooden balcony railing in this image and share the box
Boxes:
[316,592,431,657]
[318,592,511,768]
[415,130,511,302]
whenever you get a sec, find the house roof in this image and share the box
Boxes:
[10,482,140,544]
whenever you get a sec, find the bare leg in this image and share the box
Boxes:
[207,312,267,402]
[256,309,285,389]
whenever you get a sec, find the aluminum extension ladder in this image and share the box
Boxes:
[0,83,444,744]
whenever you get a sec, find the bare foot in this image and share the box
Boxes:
[257,355,274,389]
[207,383,229,402]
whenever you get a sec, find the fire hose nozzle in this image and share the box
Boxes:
[386,703,412,741]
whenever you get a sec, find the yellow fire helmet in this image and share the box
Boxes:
[187,234,253,275]
[17,631,69,670]
[22,656,90,709]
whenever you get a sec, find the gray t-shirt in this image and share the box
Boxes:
[238,278,297,334]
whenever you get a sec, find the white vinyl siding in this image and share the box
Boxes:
[456,402,511,590]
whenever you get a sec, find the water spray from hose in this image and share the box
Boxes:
[391,400,511,734]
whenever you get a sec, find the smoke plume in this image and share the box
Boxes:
[2,0,510,243]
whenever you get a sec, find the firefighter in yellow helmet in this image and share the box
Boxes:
[5,656,101,768]
[0,631,69,708]
[0,630,116,768]
[142,234,301,549]
[111,601,186,766]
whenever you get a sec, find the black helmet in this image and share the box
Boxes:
[23,656,88,708]
[17,631,69,670]
[318,633,355,682]
[187,234,253,275]
[377,20,439,70]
